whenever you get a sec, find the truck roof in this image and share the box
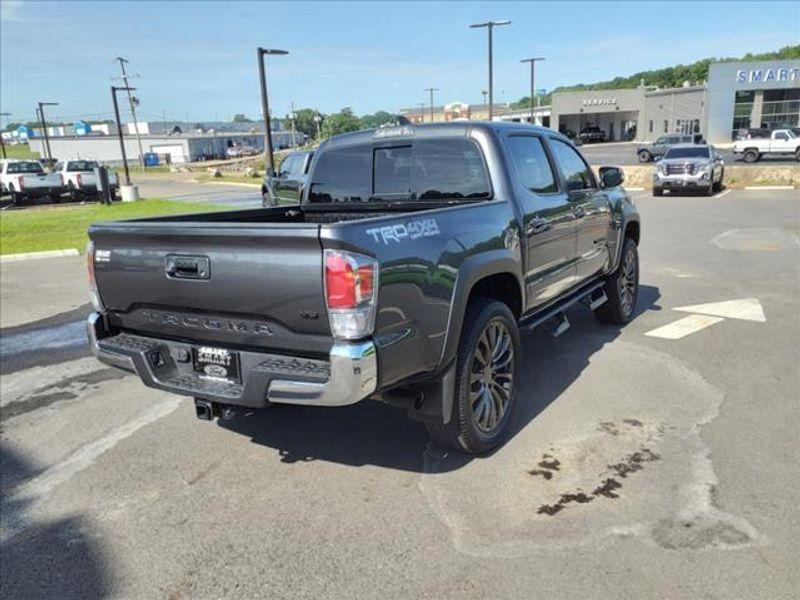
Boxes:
[322,121,568,149]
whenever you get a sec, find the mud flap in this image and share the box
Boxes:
[381,362,456,425]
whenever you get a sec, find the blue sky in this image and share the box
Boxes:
[3,1,799,125]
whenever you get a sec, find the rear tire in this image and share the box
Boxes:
[743,150,759,163]
[425,298,520,455]
[652,187,663,197]
[795,148,800,162]
[595,237,639,325]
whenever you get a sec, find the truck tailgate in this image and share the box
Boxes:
[90,222,332,356]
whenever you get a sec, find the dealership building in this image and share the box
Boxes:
[550,58,800,143]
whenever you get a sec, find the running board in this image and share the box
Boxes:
[520,279,606,335]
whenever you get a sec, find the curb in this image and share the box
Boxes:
[1,248,81,263]
[624,187,645,192]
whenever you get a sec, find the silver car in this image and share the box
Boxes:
[652,144,724,196]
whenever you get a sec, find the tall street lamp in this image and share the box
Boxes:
[520,57,545,124]
[469,20,510,121]
[257,47,288,175]
[114,57,145,169]
[37,101,59,160]
[424,87,438,122]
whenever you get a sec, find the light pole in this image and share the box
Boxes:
[469,20,510,121]
[0,112,9,159]
[37,101,58,161]
[290,101,296,148]
[418,103,426,123]
[424,87,438,122]
[114,57,145,168]
[111,86,136,186]
[520,57,545,124]
[257,47,288,175]
[481,89,488,107]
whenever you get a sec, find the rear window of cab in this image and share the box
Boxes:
[308,138,491,203]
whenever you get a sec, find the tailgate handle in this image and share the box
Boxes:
[166,255,210,280]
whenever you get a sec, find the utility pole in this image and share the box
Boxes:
[37,101,58,161]
[470,20,510,121]
[290,101,296,148]
[424,87,438,122]
[111,86,135,186]
[520,57,545,124]
[257,47,288,175]
[0,112,9,159]
[115,57,145,168]
[481,89,488,108]
[418,103,426,123]
[313,111,322,140]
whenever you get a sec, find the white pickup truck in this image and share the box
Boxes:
[54,160,120,200]
[0,159,63,204]
[733,129,800,163]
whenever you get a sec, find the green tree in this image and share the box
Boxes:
[360,110,397,129]
[232,113,252,123]
[287,108,322,139]
[321,108,362,138]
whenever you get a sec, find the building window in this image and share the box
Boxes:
[761,88,800,130]
[663,120,668,133]
[649,120,653,133]
[732,90,756,138]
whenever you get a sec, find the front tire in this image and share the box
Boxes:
[426,298,520,455]
[638,150,651,163]
[595,237,639,325]
[653,186,663,197]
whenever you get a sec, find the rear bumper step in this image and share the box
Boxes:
[87,313,377,409]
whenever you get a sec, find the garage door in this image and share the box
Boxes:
[149,144,186,164]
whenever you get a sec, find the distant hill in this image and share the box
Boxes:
[555,45,800,92]
[513,45,800,108]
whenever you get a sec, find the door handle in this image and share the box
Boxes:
[526,218,551,235]
[573,206,586,219]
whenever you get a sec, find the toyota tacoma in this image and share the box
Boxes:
[86,122,641,454]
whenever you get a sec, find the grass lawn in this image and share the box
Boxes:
[194,173,262,186]
[2,143,40,160]
[1,199,230,255]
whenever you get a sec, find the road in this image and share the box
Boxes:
[136,175,262,208]
[580,141,798,167]
[2,189,799,599]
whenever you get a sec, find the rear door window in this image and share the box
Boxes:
[413,139,490,200]
[308,145,371,202]
[507,136,558,194]
[548,139,596,191]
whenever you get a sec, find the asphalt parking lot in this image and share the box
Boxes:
[579,141,798,166]
[2,188,799,599]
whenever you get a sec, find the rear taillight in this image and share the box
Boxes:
[60,174,65,186]
[86,241,105,312]
[76,173,83,187]
[17,176,24,191]
[324,249,378,340]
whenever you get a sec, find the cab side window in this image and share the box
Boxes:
[548,139,595,191]
[507,135,558,194]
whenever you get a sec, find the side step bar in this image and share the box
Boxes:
[519,279,607,336]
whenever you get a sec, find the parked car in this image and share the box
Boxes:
[636,134,696,162]
[578,126,606,144]
[0,159,63,204]
[86,122,640,455]
[54,160,120,200]
[262,149,314,206]
[652,144,724,196]
[733,129,800,163]
[226,145,259,158]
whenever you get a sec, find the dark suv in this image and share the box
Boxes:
[578,126,606,144]
[637,134,699,162]
[262,149,315,206]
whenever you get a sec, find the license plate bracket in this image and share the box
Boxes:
[193,346,241,383]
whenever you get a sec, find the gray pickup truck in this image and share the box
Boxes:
[87,122,641,454]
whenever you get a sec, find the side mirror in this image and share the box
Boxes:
[599,166,625,188]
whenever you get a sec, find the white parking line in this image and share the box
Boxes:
[2,398,182,541]
[674,298,766,322]
[713,189,732,199]
[645,314,724,340]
